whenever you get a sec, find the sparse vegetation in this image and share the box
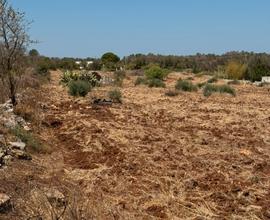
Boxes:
[108,88,122,103]
[68,80,92,97]
[135,76,148,86]
[207,76,218,83]
[203,83,236,97]
[228,80,240,85]
[197,82,207,88]
[147,78,166,88]
[113,70,126,87]
[175,79,198,92]
[11,126,48,153]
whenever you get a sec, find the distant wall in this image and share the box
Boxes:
[262,77,270,83]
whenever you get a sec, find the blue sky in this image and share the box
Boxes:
[12,0,270,58]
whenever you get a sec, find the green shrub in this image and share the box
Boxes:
[79,71,100,87]
[60,71,79,85]
[218,85,236,96]
[148,78,166,88]
[203,84,219,97]
[165,90,179,97]
[68,80,91,97]
[11,126,47,153]
[135,77,147,86]
[203,84,235,97]
[61,71,100,87]
[175,80,198,92]
[108,89,122,103]
[246,56,270,82]
[145,65,167,80]
[197,82,207,88]
[207,76,218,83]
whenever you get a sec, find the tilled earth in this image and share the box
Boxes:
[1,71,270,219]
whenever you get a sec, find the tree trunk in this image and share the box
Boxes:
[8,75,17,106]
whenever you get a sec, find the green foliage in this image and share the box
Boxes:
[165,90,179,97]
[60,71,79,85]
[11,126,46,153]
[29,49,39,57]
[68,80,92,97]
[101,52,120,70]
[203,84,235,97]
[246,55,270,82]
[145,65,168,80]
[108,88,122,103]
[148,78,166,88]
[135,77,147,86]
[175,80,198,92]
[79,71,100,87]
[101,52,120,64]
[61,71,100,87]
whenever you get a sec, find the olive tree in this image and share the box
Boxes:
[0,0,32,105]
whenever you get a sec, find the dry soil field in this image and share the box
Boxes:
[1,71,270,219]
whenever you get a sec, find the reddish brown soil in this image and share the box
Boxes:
[1,71,270,219]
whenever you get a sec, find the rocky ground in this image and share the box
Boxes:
[0,71,270,219]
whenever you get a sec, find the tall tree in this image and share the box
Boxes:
[0,0,32,105]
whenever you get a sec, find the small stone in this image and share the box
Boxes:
[11,149,32,160]
[23,125,31,131]
[44,188,66,207]
[0,193,12,213]
[9,142,26,151]
[2,155,12,165]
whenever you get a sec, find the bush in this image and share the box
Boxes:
[61,71,100,87]
[68,80,91,97]
[60,71,79,85]
[197,82,207,88]
[165,90,179,97]
[207,76,218,83]
[79,71,100,87]
[218,85,236,96]
[145,65,167,80]
[108,89,122,103]
[148,78,166,88]
[11,126,48,153]
[203,84,235,97]
[246,56,270,82]
[113,70,126,87]
[135,77,147,86]
[225,61,247,80]
[175,80,198,92]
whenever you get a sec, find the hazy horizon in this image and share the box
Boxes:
[12,0,270,58]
